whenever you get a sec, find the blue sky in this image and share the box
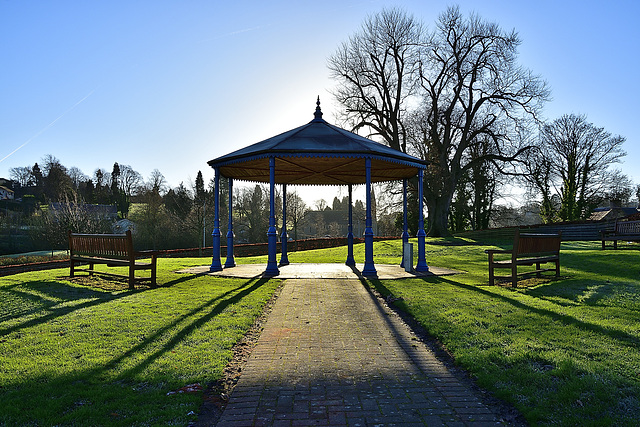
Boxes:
[1,0,639,205]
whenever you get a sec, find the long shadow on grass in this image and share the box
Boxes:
[0,280,132,335]
[524,280,640,312]
[159,272,208,288]
[429,276,640,349]
[562,251,640,281]
[0,270,225,331]
[95,276,270,380]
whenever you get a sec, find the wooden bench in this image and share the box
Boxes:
[601,219,640,249]
[486,229,561,287]
[68,230,158,289]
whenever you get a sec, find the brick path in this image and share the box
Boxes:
[216,278,506,426]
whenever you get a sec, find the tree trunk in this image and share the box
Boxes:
[426,195,452,237]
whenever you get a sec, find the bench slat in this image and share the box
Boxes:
[492,255,559,266]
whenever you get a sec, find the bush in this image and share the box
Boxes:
[30,199,114,250]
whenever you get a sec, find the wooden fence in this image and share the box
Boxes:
[158,236,395,258]
[456,220,615,242]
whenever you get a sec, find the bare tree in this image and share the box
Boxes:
[133,170,168,250]
[314,199,327,211]
[414,7,549,235]
[605,170,634,207]
[35,194,113,249]
[526,114,626,221]
[9,166,32,188]
[328,7,422,153]
[235,185,269,243]
[521,144,557,223]
[147,169,168,196]
[68,167,88,191]
[468,137,502,230]
[286,190,308,241]
[119,165,143,197]
[330,6,550,236]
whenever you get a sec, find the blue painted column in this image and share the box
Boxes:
[345,184,355,266]
[362,158,377,277]
[401,178,409,267]
[280,183,289,266]
[415,169,429,272]
[209,168,223,272]
[224,177,236,268]
[265,156,280,276]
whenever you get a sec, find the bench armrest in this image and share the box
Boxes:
[486,249,512,264]
[136,250,160,258]
[485,249,512,254]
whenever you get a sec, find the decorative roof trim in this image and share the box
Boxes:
[208,151,427,170]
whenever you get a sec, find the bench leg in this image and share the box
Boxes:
[511,263,518,287]
[88,263,94,276]
[150,257,157,286]
[128,267,135,290]
[487,253,495,286]
[613,240,618,250]
[536,262,542,278]
[70,260,75,277]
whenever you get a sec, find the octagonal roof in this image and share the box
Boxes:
[207,98,427,185]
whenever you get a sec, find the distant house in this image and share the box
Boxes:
[589,205,640,221]
[0,186,14,200]
[113,218,135,234]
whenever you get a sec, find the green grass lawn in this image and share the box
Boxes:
[0,258,279,426]
[368,239,640,426]
[1,238,639,426]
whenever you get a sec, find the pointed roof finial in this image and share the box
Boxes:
[313,96,324,121]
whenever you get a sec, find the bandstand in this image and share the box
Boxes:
[207,98,429,277]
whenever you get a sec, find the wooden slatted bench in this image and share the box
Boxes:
[486,229,561,287]
[68,230,158,289]
[601,219,640,249]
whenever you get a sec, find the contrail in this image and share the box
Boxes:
[198,25,269,44]
[0,88,97,164]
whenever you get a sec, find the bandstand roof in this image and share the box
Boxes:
[207,99,427,186]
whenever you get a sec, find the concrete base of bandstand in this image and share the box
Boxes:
[177,263,460,280]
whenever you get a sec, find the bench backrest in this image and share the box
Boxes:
[615,220,640,235]
[514,230,561,257]
[68,231,134,261]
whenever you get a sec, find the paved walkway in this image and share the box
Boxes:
[180,263,460,280]
[214,277,507,426]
